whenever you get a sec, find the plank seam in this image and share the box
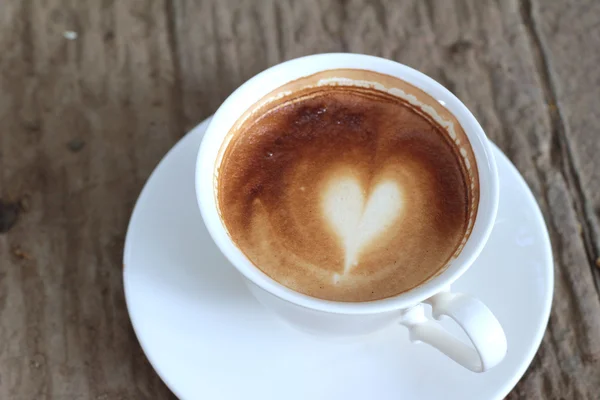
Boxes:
[520,0,600,296]
[165,0,187,134]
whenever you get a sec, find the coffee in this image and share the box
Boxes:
[216,69,478,302]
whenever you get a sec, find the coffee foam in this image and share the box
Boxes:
[216,69,479,302]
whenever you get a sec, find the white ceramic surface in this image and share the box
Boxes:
[123,118,554,400]
[195,54,506,371]
[196,54,500,316]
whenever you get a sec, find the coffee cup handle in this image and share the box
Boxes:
[398,290,507,372]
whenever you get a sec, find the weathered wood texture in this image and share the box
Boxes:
[0,0,180,398]
[0,0,598,399]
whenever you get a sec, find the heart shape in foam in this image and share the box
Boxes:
[322,176,403,279]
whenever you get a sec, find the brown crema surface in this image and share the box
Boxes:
[217,70,478,302]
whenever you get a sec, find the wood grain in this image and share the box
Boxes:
[528,0,600,291]
[1,0,599,398]
[0,0,179,398]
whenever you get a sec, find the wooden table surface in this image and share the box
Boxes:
[1,0,599,398]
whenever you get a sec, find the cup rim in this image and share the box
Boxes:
[195,53,499,315]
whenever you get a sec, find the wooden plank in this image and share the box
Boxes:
[171,1,600,398]
[1,0,598,398]
[511,1,600,398]
[0,0,179,398]
[526,0,600,288]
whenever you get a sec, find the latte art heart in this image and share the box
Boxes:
[323,177,403,280]
[217,69,478,302]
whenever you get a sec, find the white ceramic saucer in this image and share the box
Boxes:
[124,118,553,400]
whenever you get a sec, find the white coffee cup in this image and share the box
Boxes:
[195,53,507,373]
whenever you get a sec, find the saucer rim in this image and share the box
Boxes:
[488,141,554,399]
